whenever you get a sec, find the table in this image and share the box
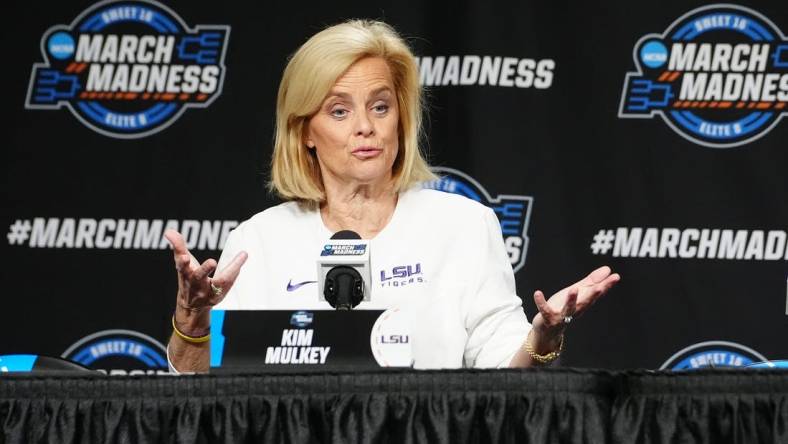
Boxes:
[2,368,787,443]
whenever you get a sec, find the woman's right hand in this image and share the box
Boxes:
[164,229,248,336]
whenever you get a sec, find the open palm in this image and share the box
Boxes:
[533,266,620,331]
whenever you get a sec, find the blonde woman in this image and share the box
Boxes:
[165,20,620,373]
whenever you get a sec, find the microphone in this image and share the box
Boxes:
[317,230,371,310]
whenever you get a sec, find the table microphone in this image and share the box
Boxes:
[317,230,371,310]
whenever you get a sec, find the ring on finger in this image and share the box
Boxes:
[210,282,223,297]
[563,315,573,325]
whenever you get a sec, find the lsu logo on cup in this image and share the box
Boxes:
[619,5,788,148]
[25,0,229,139]
[424,167,533,273]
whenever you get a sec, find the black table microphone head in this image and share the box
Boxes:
[324,266,364,310]
[331,230,361,240]
[324,230,364,310]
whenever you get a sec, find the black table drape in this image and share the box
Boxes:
[1,369,787,443]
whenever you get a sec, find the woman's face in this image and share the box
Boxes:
[305,57,400,189]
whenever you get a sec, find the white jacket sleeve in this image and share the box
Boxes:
[212,222,247,310]
[463,207,531,368]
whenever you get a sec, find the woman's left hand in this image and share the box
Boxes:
[531,266,621,336]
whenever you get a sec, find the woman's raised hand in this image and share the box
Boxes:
[164,229,247,333]
[532,266,620,335]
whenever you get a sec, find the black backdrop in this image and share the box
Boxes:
[4,0,787,373]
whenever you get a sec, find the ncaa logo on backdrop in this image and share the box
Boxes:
[659,340,768,370]
[25,0,229,139]
[619,4,788,148]
[423,167,532,273]
[62,329,168,375]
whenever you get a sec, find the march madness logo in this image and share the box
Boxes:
[62,329,168,375]
[619,4,788,148]
[659,340,767,370]
[25,0,229,138]
[424,167,532,273]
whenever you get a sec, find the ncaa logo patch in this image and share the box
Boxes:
[659,340,768,370]
[25,0,230,139]
[424,167,533,273]
[62,329,168,375]
[619,4,788,148]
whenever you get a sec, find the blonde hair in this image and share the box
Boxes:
[269,19,435,204]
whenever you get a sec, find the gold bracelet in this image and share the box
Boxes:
[171,315,210,344]
[524,329,564,364]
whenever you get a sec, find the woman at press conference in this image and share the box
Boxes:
[164,20,620,373]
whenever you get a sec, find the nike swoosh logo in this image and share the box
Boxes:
[287,279,317,292]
